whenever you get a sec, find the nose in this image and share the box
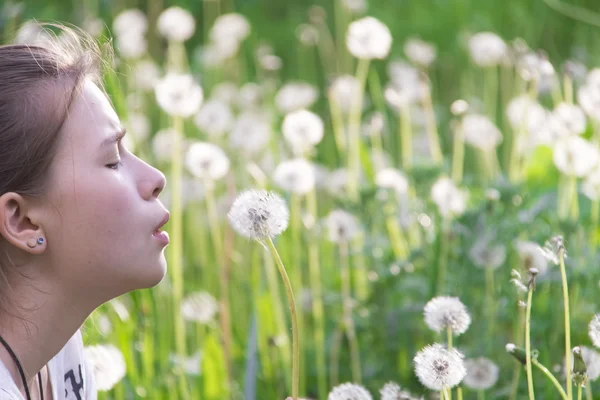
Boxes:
[139,161,167,201]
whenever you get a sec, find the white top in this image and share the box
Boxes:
[0,329,96,399]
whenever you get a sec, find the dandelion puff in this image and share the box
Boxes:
[346,16,392,59]
[506,95,548,131]
[414,343,467,391]
[563,346,600,382]
[273,158,316,195]
[282,109,324,155]
[380,381,422,400]
[590,314,600,348]
[113,9,148,37]
[541,235,566,265]
[461,114,503,151]
[468,32,507,67]
[229,112,272,156]
[376,168,409,196]
[469,238,506,270]
[326,209,361,243]
[341,0,367,14]
[275,82,319,114]
[515,241,548,276]
[132,60,160,91]
[582,167,600,201]
[424,296,471,335]
[155,73,204,118]
[116,32,147,59]
[180,291,219,323]
[84,344,127,391]
[329,75,361,113]
[404,37,437,68]
[185,142,230,182]
[152,129,183,163]
[228,190,289,239]
[328,382,372,400]
[553,103,587,135]
[553,135,600,177]
[431,177,468,218]
[194,100,234,138]
[157,6,196,42]
[169,351,202,376]
[463,357,500,391]
[210,13,251,44]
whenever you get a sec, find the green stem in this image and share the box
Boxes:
[457,387,463,400]
[478,390,485,400]
[591,200,599,252]
[485,66,498,124]
[437,218,450,295]
[400,104,413,171]
[265,238,300,400]
[485,267,495,335]
[384,201,409,259]
[339,241,362,383]
[525,284,535,400]
[451,124,465,185]
[422,84,444,165]
[578,385,582,400]
[559,249,573,400]
[347,58,371,201]
[532,359,568,400]
[585,383,593,400]
[306,190,327,400]
[568,176,579,221]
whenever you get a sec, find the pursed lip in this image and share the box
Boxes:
[153,212,170,233]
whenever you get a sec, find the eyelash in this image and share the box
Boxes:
[106,160,123,170]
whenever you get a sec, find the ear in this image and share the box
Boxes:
[0,192,46,254]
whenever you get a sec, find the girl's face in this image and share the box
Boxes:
[41,79,169,303]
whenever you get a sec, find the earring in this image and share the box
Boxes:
[26,237,45,249]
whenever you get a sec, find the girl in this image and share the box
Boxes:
[0,24,169,399]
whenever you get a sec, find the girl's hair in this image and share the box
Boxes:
[0,22,113,316]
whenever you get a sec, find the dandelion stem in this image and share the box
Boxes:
[437,218,450,295]
[525,282,535,400]
[578,385,582,400]
[585,383,593,400]
[329,94,347,157]
[485,266,495,335]
[339,241,362,383]
[306,189,328,400]
[451,123,465,185]
[329,326,343,388]
[478,390,485,400]
[446,326,453,400]
[532,358,568,400]
[591,200,599,252]
[347,58,371,201]
[422,83,444,165]
[399,104,413,171]
[384,201,409,259]
[559,247,573,400]
[457,386,463,400]
[484,66,498,124]
[205,184,232,389]
[265,237,300,400]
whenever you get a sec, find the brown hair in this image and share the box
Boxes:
[0,22,112,316]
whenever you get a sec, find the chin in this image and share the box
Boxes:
[138,258,168,289]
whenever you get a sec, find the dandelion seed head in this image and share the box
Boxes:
[424,296,471,335]
[116,32,147,59]
[376,168,409,196]
[404,37,437,67]
[229,111,272,156]
[506,343,516,353]
[273,158,316,195]
[157,6,196,42]
[210,13,251,44]
[469,238,506,270]
[329,75,361,113]
[185,142,230,182]
[563,346,600,381]
[84,344,127,391]
[228,190,289,239]
[380,381,422,400]
[341,0,367,14]
[132,60,160,91]
[553,103,587,135]
[468,32,507,67]
[194,100,234,138]
[169,351,202,376]
[346,16,392,60]
[155,73,203,118]
[515,241,549,276]
[506,95,547,131]
[577,84,600,121]
[113,9,148,37]
[431,177,468,218]
[328,382,373,400]
[553,135,600,177]
[180,291,219,323]
[541,235,566,265]
[583,168,600,201]
[590,314,600,348]
[461,114,503,151]
[276,82,319,113]
[414,344,466,391]
[282,109,324,155]
[463,357,500,390]
[326,209,361,243]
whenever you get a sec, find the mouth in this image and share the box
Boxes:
[153,212,170,234]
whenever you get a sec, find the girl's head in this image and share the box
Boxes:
[0,24,169,317]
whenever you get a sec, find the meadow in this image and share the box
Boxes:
[2,0,600,399]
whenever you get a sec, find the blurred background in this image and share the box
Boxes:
[2,0,600,399]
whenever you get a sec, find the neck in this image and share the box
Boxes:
[0,273,94,396]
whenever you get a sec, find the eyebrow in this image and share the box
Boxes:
[100,127,127,148]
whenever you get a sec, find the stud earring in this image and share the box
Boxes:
[37,237,44,245]
[26,237,45,249]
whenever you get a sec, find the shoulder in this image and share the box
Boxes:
[0,361,21,399]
